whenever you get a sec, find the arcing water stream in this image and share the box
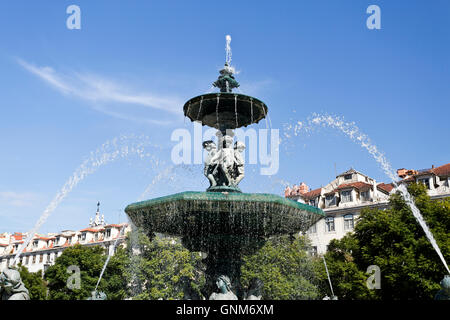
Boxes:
[283,113,450,274]
[12,135,161,266]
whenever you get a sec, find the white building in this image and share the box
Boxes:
[0,203,130,274]
[285,162,450,255]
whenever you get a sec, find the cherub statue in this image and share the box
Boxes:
[209,275,237,300]
[233,141,245,185]
[210,135,235,186]
[0,268,30,300]
[244,278,263,300]
[435,275,450,300]
[203,140,218,187]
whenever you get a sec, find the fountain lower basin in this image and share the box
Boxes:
[125,191,324,254]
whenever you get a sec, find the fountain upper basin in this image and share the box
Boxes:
[183,93,268,130]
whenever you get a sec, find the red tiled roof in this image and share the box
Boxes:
[79,228,103,233]
[302,188,322,200]
[35,236,55,241]
[432,163,450,177]
[104,224,123,228]
[336,182,373,191]
[0,244,8,247]
[377,183,394,193]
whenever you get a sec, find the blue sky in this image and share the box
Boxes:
[0,1,449,233]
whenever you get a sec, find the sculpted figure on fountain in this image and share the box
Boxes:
[0,268,30,300]
[203,133,246,190]
[434,275,450,300]
[209,275,237,300]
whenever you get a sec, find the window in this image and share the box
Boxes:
[344,174,352,180]
[309,223,317,234]
[32,255,36,264]
[67,237,72,245]
[106,229,111,238]
[344,214,354,230]
[81,233,86,241]
[325,195,336,207]
[325,217,335,232]
[33,240,38,248]
[341,190,353,203]
[39,255,43,263]
[418,178,430,189]
[309,199,317,207]
[361,191,370,202]
[94,233,98,241]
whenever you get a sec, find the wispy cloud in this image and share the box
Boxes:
[17,58,183,125]
[0,191,39,207]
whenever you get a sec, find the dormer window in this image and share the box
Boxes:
[418,178,430,189]
[344,174,352,180]
[341,190,353,203]
[361,191,370,202]
[325,195,336,207]
[106,229,111,238]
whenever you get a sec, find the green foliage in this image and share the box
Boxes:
[44,244,127,300]
[315,236,378,300]
[241,236,320,300]
[320,183,450,299]
[125,230,205,300]
[18,264,47,300]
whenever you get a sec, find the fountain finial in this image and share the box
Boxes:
[213,63,240,93]
[213,35,240,93]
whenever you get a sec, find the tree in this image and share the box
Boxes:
[241,235,320,300]
[315,236,378,300]
[125,230,205,300]
[17,264,47,300]
[319,183,450,299]
[44,244,128,300]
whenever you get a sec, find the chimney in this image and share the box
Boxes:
[432,164,435,169]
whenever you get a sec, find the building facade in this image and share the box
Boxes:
[0,203,130,274]
[285,162,450,255]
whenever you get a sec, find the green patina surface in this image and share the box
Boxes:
[126,191,324,217]
[125,191,325,244]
